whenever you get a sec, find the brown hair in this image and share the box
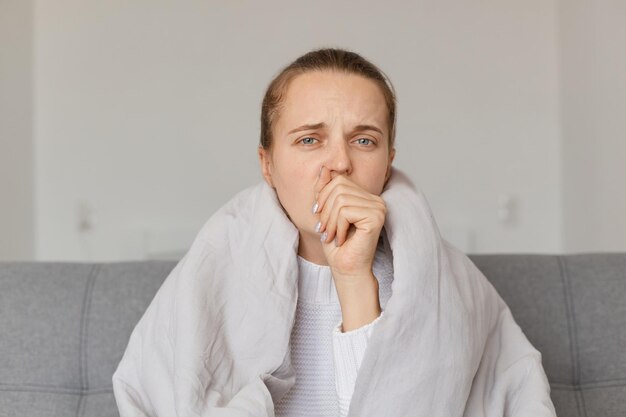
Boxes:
[259,47,397,152]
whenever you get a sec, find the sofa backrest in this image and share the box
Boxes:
[0,261,174,417]
[472,254,626,417]
[1,254,624,417]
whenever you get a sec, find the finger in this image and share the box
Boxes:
[334,214,352,246]
[323,194,384,243]
[321,205,359,244]
[319,182,362,233]
[312,166,332,212]
[317,176,378,221]
[318,181,380,232]
[323,204,385,246]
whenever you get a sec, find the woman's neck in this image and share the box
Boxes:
[297,232,329,266]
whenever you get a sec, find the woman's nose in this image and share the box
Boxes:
[326,140,352,176]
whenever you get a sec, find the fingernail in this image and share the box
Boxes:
[311,201,319,214]
[320,231,327,243]
[315,221,321,233]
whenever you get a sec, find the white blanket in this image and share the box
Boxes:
[112,167,557,417]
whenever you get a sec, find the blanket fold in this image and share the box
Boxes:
[113,167,556,417]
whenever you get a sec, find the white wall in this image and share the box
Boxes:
[560,0,626,252]
[393,1,561,254]
[30,0,563,261]
[0,0,34,261]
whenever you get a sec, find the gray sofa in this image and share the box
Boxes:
[1,254,625,417]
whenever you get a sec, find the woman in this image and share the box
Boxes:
[257,52,397,416]
[113,48,556,417]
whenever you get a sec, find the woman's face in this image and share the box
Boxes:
[258,70,395,240]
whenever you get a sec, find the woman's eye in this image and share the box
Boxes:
[355,138,373,146]
[299,137,317,145]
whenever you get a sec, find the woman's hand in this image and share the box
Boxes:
[313,166,387,287]
[313,166,385,331]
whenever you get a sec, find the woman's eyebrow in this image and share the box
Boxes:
[287,122,383,135]
[353,124,384,135]
[288,122,326,134]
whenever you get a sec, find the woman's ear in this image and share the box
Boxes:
[258,146,274,188]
